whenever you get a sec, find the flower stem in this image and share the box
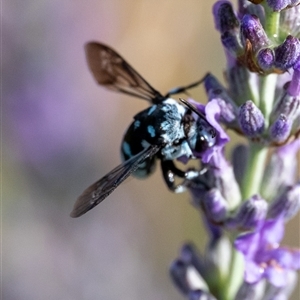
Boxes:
[259,74,278,128]
[241,142,268,200]
[262,2,280,40]
[223,247,244,300]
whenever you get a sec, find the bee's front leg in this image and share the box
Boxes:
[160,160,208,193]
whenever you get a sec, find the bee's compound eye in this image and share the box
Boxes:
[192,126,217,154]
[193,135,210,153]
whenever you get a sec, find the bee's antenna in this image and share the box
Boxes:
[179,98,206,119]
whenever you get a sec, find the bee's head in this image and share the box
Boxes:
[180,98,217,155]
[185,116,217,155]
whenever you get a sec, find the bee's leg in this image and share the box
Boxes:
[160,160,207,193]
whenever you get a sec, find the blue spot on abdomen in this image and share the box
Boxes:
[147,125,156,137]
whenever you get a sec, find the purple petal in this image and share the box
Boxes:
[244,260,264,284]
[205,99,230,147]
[234,231,260,259]
[189,99,230,164]
[261,217,285,245]
[265,266,288,287]
[271,248,300,270]
[277,138,300,158]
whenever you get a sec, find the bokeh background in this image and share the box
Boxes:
[3,1,299,299]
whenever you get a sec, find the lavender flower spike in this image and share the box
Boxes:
[238,100,265,138]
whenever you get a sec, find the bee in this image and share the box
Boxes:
[70,42,216,218]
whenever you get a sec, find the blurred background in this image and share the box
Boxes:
[3,0,299,299]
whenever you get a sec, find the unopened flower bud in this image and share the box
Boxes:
[209,149,242,210]
[170,259,190,295]
[274,35,300,70]
[234,281,265,300]
[271,76,300,124]
[238,0,265,22]
[213,1,239,33]
[226,64,259,105]
[221,31,244,56]
[171,246,209,295]
[272,92,300,124]
[213,1,244,58]
[203,188,228,223]
[257,48,275,72]
[267,0,300,11]
[180,243,211,283]
[238,100,265,137]
[228,195,268,230]
[204,75,237,123]
[189,290,217,300]
[261,139,300,199]
[269,114,292,143]
[240,14,269,52]
[268,184,300,221]
[288,64,300,97]
[280,6,300,38]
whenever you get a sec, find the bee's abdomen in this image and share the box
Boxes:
[121,122,157,178]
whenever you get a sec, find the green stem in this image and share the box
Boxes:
[262,2,280,40]
[241,143,268,200]
[259,73,278,128]
[222,247,244,300]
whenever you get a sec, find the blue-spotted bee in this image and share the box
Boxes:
[70,42,216,217]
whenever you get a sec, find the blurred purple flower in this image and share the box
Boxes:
[234,216,300,286]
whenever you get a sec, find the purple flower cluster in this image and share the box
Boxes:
[169,1,300,299]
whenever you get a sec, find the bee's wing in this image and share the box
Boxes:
[70,145,161,218]
[85,42,164,103]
